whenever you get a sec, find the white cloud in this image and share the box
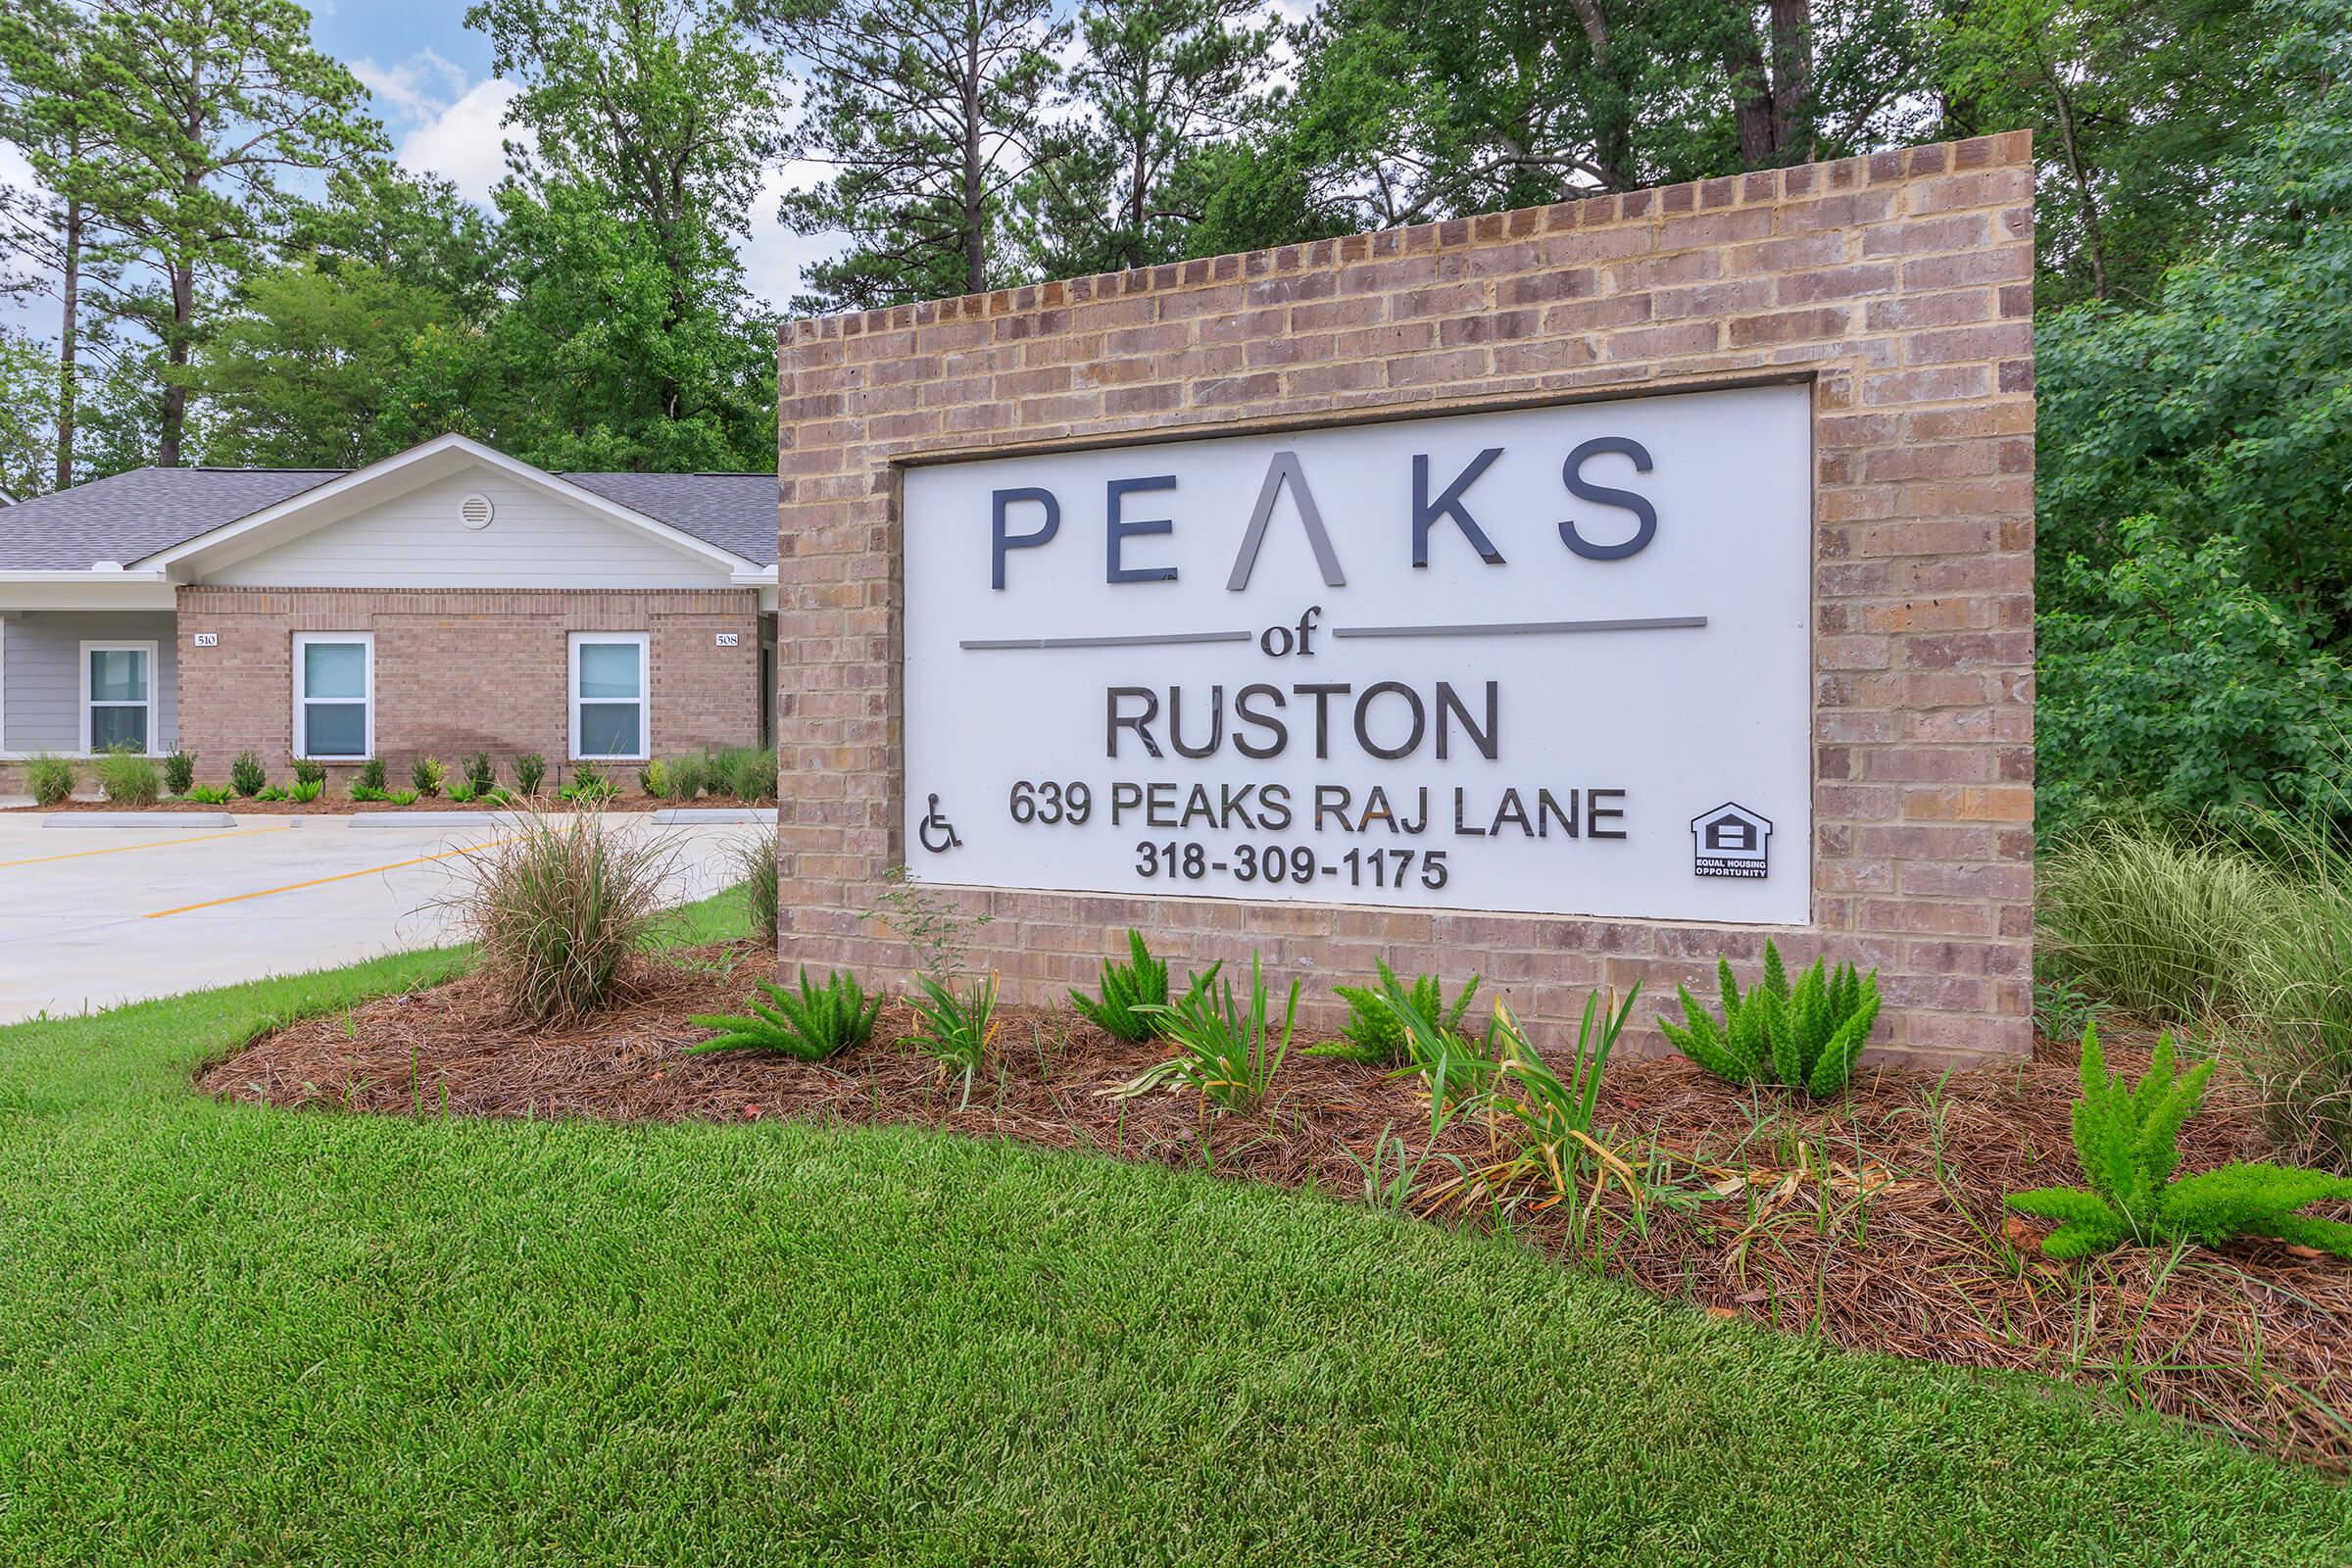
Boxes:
[396,77,528,205]
[741,159,845,315]
[353,48,472,126]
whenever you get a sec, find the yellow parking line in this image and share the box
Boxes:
[143,834,524,919]
[0,823,293,870]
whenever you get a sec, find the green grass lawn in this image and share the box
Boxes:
[1,894,2346,1566]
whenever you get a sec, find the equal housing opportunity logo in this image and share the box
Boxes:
[1691,803,1771,880]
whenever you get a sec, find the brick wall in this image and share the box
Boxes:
[773,134,2036,1065]
[175,587,762,786]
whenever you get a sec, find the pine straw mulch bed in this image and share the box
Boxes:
[199,941,2352,1473]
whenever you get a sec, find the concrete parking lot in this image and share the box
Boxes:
[0,811,762,1023]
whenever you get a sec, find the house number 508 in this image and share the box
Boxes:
[714,632,740,647]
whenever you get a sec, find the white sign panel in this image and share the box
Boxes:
[902,382,1812,922]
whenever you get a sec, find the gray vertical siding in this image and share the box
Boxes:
[1,611,179,753]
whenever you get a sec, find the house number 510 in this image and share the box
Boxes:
[192,633,219,647]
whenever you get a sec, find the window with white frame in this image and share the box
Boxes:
[80,641,157,754]
[294,633,373,760]
[570,632,648,760]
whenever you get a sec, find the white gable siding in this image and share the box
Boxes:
[203,471,737,589]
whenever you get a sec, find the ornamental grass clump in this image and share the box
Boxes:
[2039,818,2283,1024]
[1071,929,1175,1042]
[91,746,161,807]
[24,754,75,807]
[2006,1024,2352,1259]
[663,753,708,803]
[1313,960,1480,1066]
[1656,940,1881,1098]
[1118,952,1298,1117]
[689,968,881,1059]
[1362,962,1499,1110]
[443,806,678,1026]
[724,823,780,947]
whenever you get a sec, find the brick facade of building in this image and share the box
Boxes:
[772,134,2036,1065]
[174,587,763,784]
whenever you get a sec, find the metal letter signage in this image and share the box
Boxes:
[902,382,1813,922]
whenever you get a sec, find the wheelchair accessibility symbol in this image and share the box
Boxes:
[917,794,962,855]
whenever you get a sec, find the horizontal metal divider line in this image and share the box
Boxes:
[1332,614,1709,639]
[958,630,1253,651]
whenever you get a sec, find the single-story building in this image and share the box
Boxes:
[0,433,781,793]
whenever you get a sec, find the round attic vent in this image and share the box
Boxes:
[458,492,495,529]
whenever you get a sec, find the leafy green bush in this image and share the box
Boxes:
[689,969,882,1058]
[1070,929,1173,1042]
[1119,952,1298,1116]
[710,745,776,803]
[292,757,326,787]
[2007,1025,2352,1259]
[561,761,617,805]
[90,746,161,807]
[24,754,75,807]
[289,779,323,804]
[637,759,667,798]
[465,751,495,796]
[1657,941,1882,1098]
[2039,818,2283,1023]
[162,750,195,796]
[907,972,1000,1106]
[412,756,445,798]
[663,753,708,802]
[511,752,546,797]
[185,785,235,806]
[228,750,267,798]
[356,757,388,793]
[441,805,678,1025]
[1314,960,1479,1066]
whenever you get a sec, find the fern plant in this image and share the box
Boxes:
[689,968,883,1060]
[1314,960,1479,1065]
[1071,929,1173,1041]
[1656,940,1881,1098]
[2007,1025,2352,1260]
[1370,965,1501,1109]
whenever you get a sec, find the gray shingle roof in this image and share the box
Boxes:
[0,464,779,570]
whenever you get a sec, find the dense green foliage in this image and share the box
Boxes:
[1121,951,1298,1115]
[2007,1026,2352,1258]
[1071,928,1175,1043]
[689,968,883,1059]
[1315,960,1481,1067]
[1658,941,1884,1098]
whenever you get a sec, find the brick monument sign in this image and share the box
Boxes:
[774,133,2035,1065]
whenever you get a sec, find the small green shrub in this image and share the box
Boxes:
[229,750,267,798]
[511,752,547,797]
[292,757,326,787]
[561,761,617,805]
[184,784,235,806]
[356,757,388,793]
[465,751,495,795]
[1119,952,1298,1117]
[907,972,1000,1107]
[689,968,882,1058]
[1071,929,1171,1042]
[726,825,779,947]
[441,805,680,1025]
[637,759,667,798]
[289,779,323,804]
[2007,1025,2352,1259]
[91,746,161,807]
[388,788,420,807]
[1657,941,1881,1098]
[447,780,477,805]
[24,754,76,807]
[1315,960,1479,1066]
[162,751,196,796]
[253,785,289,803]
[663,753,708,802]
[710,745,776,803]
[412,756,446,798]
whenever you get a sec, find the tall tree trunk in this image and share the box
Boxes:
[2047,70,2109,299]
[962,24,985,295]
[54,194,80,490]
[1723,0,1813,166]
[1567,0,1636,190]
[159,258,191,467]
